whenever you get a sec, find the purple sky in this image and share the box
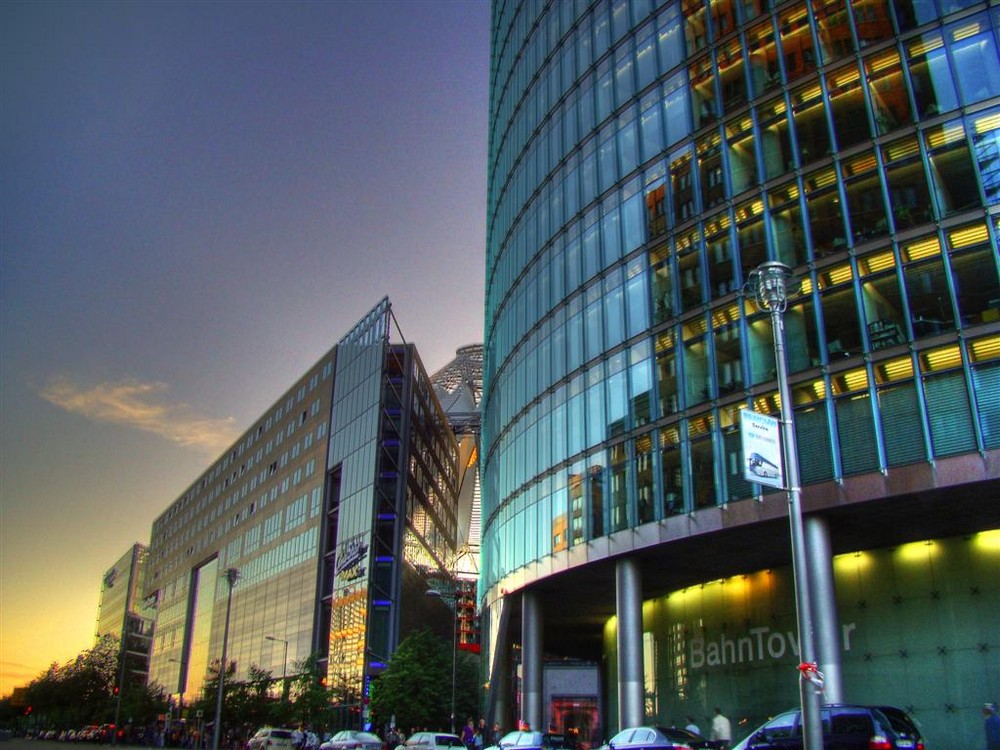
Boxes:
[0,0,489,695]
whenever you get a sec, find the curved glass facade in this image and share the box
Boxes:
[482,0,1000,598]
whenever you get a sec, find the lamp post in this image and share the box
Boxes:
[212,567,240,750]
[747,261,823,750]
[426,588,459,735]
[265,635,289,699]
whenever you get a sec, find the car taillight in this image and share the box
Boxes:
[868,734,892,750]
[916,742,925,750]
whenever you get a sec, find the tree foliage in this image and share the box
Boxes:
[368,630,481,735]
[8,635,169,731]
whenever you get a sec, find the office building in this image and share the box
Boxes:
[480,1,1000,747]
[97,543,153,692]
[144,299,475,728]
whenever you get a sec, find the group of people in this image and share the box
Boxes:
[682,708,732,750]
[460,718,503,750]
[291,725,320,750]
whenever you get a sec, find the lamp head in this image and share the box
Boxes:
[747,261,798,313]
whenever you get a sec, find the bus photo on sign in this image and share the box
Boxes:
[740,410,784,489]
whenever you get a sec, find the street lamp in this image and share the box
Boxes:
[747,261,823,750]
[426,588,459,735]
[212,567,240,750]
[265,635,289,698]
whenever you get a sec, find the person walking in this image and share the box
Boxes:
[462,719,476,750]
[710,708,732,750]
[684,717,700,736]
[985,703,1000,750]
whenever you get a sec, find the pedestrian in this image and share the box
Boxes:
[462,719,476,750]
[985,702,1000,750]
[490,723,502,746]
[710,708,732,750]
[684,717,700,736]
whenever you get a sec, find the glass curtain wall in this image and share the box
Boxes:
[483,0,1000,594]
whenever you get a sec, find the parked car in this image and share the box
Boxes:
[731,704,924,750]
[398,733,465,750]
[606,726,723,750]
[321,730,384,750]
[247,728,296,750]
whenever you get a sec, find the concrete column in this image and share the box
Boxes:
[492,641,510,731]
[521,589,543,731]
[805,516,844,703]
[616,558,645,730]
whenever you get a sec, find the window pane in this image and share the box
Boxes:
[925,121,980,216]
[684,331,711,405]
[690,434,716,509]
[949,246,1000,326]
[906,32,958,117]
[904,257,955,338]
[660,429,684,515]
[948,14,1000,106]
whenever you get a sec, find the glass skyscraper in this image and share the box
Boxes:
[481,1,1000,747]
[145,300,471,730]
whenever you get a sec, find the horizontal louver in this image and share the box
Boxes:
[796,405,834,483]
[878,383,926,465]
[972,363,1000,449]
[837,394,880,475]
[924,372,976,456]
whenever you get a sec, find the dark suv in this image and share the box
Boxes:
[734,704,924,750]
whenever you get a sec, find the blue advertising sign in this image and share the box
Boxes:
[741,410,784,489]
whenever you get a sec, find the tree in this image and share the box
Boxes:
[288,653,334,733]
[227,665,277,732]
[368,629,481,734]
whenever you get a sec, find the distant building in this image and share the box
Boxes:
[97,543,152,691]
[143,299,481,729]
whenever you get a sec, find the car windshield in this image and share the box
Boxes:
[437,738,464,748]
[271,732,293,739]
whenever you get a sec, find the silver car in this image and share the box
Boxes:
[247,728,296,750]
[321,731,384,750]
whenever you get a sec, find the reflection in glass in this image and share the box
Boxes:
[949,247,1000,325]
[714,323,743,393]
[690,430,716,509]
[828,63,871,150]
[904,257,956,337]
[683,326,711,405]
[778,5,817,81]
[656,331,680,414]
[746,18,781,97]
[769,181,807,266]
[865,49,911,136]
[814,0,854,65]
[792,82,831,165]
[650,244,676,322]
[883,136,933,230]
[758,96,795,179]
[844,152,889,241]
[972,110,1000,206]
[925,121,980,215]
[659,428,684,516]
[948,14,1000,106]
[905,32,958,117]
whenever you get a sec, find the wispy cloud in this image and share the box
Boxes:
[37,377,239,453]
